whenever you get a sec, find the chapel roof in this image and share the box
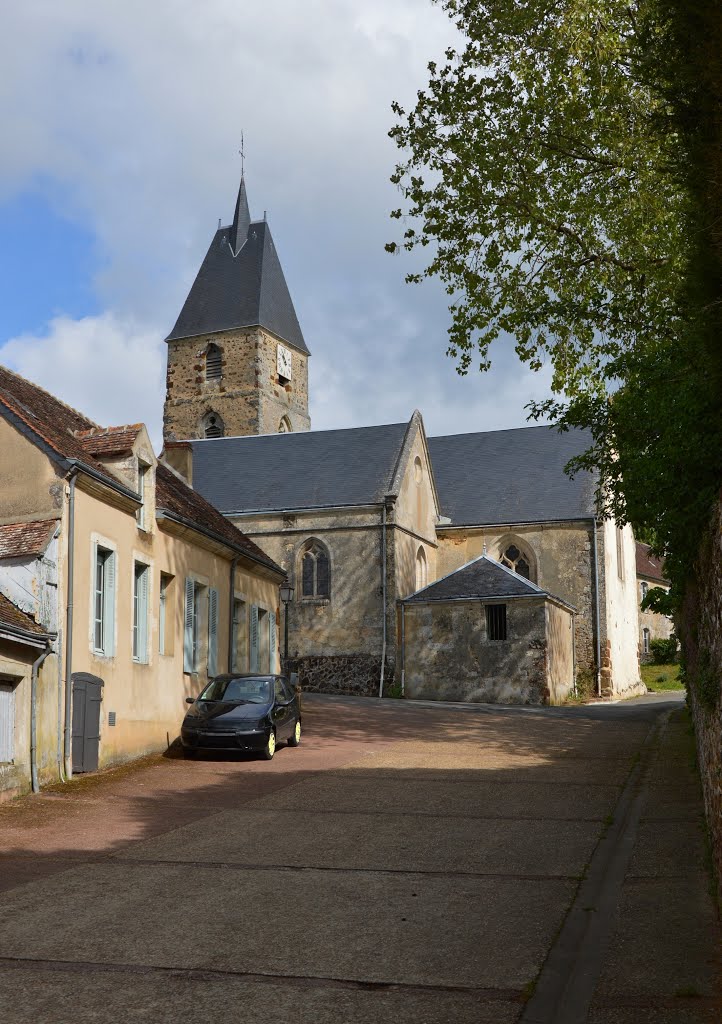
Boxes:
[428,425,597,526]
[636,541,667,583]
[166,176,309,354]
[190,421,410,513]
[403,553,574,609]
[0,520,57,560]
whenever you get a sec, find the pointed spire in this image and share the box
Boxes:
[230,174,251,255]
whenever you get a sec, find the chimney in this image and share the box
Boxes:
[160,441,193,487]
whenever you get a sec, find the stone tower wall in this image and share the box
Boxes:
[163,327,309,441]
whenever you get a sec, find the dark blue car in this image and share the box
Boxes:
[181,674,301,760]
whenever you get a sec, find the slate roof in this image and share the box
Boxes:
[428,425,597,526]
[190,422,410,513]
[0,593,48,639]
[403,554,573,608]
[166,177,308,354]
[0,520,57,560]
[636,542,667,583]
[76,425,143,457]
[155,464,283,574]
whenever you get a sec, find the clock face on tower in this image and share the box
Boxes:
[277,344,292,381]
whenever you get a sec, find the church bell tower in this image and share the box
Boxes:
[163,173,311,442]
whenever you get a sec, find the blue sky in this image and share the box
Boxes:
[0,1,553,449]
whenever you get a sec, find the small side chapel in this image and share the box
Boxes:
[161,171,644,704]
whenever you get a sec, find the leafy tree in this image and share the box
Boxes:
[388,0,722,603]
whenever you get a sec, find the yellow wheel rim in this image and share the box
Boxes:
[267,732,276,756]
[294,722,301,743]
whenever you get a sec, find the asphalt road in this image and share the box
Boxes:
[0,690,719,1023]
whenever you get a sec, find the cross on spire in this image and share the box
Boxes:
[239,131,245,180]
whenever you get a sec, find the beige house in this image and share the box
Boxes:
[0,366,284,799]
[157,171,644,704]
[636,541,674,659]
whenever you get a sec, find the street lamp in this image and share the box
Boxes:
[279,580,294,668]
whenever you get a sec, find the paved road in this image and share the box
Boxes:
[0,691,719,1023]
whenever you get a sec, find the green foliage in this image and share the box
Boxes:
[649,636,679,664]
[389,0,722,609]
[694,649,719,713]
[641,586,674,616]
[640,663,683,691]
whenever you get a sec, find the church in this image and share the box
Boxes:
[161,172,643,704]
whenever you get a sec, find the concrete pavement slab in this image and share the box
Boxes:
[0,862,575,990]
[627,820,707,877]
[0,966,522,1024]
[118,807,600,877]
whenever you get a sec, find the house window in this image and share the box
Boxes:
[207,587,219,676]
[415,546,428,590]
[159,573,174,655]
[136,462,150,530]
[0,680,16,762]
[642,627,650,655]
[616,528,625,581]
[94,545,116,655]
[486,604,507,641]
[500,544,531,580]
[640,581,649,602]
[205,344,222,381]
[202,411,224,438]
[278,416,292,433]
[231,598,246,672]
[184,578,206,673]
[301,540,330,599]
[132,562,150,663]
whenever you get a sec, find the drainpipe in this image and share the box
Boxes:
[571,612,577,698]
[31,642,54,794]
[400,602,406,696]
[227,556,239,672]
[63,471,78,779]
[591,517,602,697]
[378,503,388,698]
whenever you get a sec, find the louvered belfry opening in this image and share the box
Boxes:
[205,344,222,381]
[203,411,224,438]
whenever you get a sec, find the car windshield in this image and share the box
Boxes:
[198,677,273,704]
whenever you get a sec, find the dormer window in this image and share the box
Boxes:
[136,461,150,530]
[206,344,222,381]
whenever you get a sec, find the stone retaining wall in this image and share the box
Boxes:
[288,654,394,697]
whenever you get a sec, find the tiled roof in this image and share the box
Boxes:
[0,593,48,638]
[0,365,121,488]
[190,421,409,513]
[76,425,143,457]
[166,177,308,354]
[155,464,283,575]
[0,520,57,560]
[428,425,597,526]
[636,542,667,583]
[404,554,550,604]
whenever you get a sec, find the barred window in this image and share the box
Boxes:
[486,604,507,642]
[301,541,330,599]
[206,344,222,381]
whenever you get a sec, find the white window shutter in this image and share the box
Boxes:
[104,552,116,656]
[250,605,259,672]
[184,578,195,672]
[0,684,14,762]
[139,568,149,663]
[208,587,219,676]
[269,612,276,671]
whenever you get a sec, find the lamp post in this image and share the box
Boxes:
[279,580,294,670]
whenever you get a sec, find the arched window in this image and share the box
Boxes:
[205,344,222,381]
[499,541,534,581]
[278,416,292,433]
[202,411,224,438]
[300,540,330,599]
[642,628,650,655]
[415,546,428,590]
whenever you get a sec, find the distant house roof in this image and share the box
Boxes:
[428,425,596,526]
[155,464,283,575]
[403,553,574,610]
[636,542,667,583]
[0,520,56,560]
[190,421,411,514]
[76,425,143,457]
[166,176,309,354]
[0,592,49,642]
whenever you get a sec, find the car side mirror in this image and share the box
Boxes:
[185,697,195,705]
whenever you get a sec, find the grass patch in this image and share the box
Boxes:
[641,662,684,691]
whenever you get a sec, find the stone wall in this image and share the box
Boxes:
[287,654,391,697]
[163,327,309,441]
[402,597,554,705]
[682,494,722,901]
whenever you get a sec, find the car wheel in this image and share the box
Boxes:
[288,719,302,747]
[261,730,276,760]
